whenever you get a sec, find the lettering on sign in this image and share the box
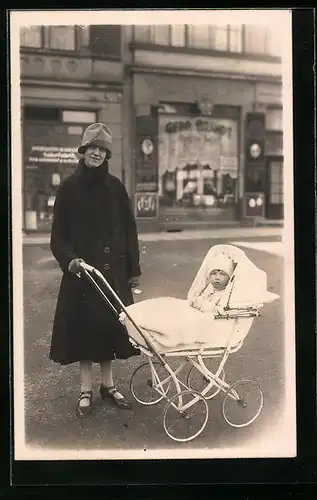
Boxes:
[27,146,79,164]
[164,119,232,137]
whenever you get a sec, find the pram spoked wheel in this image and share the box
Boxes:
[130,361,171,406]
[163,390,209,443]
[222,380,264,428]
[186,358,225,400]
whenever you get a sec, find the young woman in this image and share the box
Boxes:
[49,122,141,418]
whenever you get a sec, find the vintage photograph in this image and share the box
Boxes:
[10,9,295,460]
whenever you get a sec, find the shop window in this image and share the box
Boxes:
[89,25,121,58]
[20,26,43,48]
[23,121,83,231]
[158,114,239,209]
[49,26,76,51]
[62,110,97,124]
[24,106,60,121]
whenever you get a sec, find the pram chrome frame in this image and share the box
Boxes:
[79,262,264,443]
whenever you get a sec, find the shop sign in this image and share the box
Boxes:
[27,145,79,165]
[135,193,159,219]
[159,115,238,175]
[164,118,232,137]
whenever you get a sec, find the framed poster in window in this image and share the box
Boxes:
[135,193,159,219]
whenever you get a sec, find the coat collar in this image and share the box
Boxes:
[75,158,111,187]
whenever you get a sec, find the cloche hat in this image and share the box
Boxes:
[78,122,112,154]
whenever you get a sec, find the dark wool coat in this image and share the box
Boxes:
[49,159,141,365]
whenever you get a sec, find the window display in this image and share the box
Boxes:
[23,122,82,231]
[158,114,239,210]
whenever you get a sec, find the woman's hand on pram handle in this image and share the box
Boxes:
[119,311,127,324]
[129,276,140,288]
[68,258,85,275]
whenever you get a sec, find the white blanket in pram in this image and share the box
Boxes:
[124,245,279,350]
[125,296,255,351]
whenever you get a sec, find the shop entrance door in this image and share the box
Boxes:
[266,156,284,219]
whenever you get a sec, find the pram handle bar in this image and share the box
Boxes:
[214,309,259,319]
[78,262,167,365]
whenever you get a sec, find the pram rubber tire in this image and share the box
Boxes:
[130,361,171,406]
[163,389,209,443]
[222,379,264,428]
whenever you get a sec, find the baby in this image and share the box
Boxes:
[191,253,235,314]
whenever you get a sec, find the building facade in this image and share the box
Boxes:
[128,25,283,228]
[20,25,129,231]
[20,24,283,232]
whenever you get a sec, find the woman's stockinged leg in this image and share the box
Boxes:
[79,360,93,407]
[100,359,114,388]
[100,360,124,400]
[99,359,132,409]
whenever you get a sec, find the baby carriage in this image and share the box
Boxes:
[78,244,279,443]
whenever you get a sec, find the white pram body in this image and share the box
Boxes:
[79,244,279,443]
[123,244,278,354]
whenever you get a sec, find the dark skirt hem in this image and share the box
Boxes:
[49,349,140,366]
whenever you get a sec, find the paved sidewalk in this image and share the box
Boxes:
[23,226,282,245]
[21,235,286,456]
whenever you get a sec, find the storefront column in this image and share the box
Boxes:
[98,95,123,182]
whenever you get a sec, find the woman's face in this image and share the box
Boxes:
[84,145,107,168]
[209,269,230,290]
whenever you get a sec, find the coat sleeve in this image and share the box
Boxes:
[50,182,78,273]
[120,183,141,278]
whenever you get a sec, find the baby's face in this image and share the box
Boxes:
[209,269,230,290]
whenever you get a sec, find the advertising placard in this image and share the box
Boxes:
[135,193,159,219]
